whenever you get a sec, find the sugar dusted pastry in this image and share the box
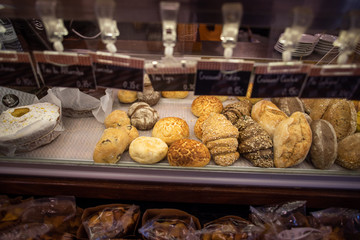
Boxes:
[191,96,223,117]
[104,110,130,129]
[152,117,189,146]
[128,102,159,130]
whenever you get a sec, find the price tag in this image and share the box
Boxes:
[300,65,360,100]
[194,60,253,96]
[145,60,196,91]
[92,52,144,91]
[251,63,310,98]
[0,52,39,88]
[33,51,96,89]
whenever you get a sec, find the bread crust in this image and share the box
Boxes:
[191,96,223,117]
[168,139,210,167]
[152,117,189,146]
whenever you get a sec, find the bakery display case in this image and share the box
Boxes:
[0,0,360,215]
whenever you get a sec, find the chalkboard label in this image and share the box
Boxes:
[194,60,253,96]
[300,65,360,100]
[251,64,310,98]
[92,52,144,91]
[0,52,38,87]
[34,51,96,89]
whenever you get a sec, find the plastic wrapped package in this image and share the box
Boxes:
[0,223,53,240]
[200,215,263,240]
[139,209,201,240]
[77,204,140,240]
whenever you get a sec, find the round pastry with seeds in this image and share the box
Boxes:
[104,110,131,129]
[167,138,210,167]
[129,136,168,164]
[191,96,223,117]
[152,117,190,146]
[128,102,159,130]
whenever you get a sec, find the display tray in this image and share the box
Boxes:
[0,92,359,190]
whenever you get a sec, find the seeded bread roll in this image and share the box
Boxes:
[191,96,223,117]
[117,89,138,103]
[310,120,337,169]
[273,112,312,168]
[271,97,305,116]
[161,91,189,99]
[321,99,357,141]
[222,99,253,124]
[168,138,211,167]
[128,102,159,130]
[104,110,130,129]
[336,133,360,170]
[152,117,189,146]
[129,136,168,164]
[251,100,288,138]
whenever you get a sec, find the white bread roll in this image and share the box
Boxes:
[129,136,168,164]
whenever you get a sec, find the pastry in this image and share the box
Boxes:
[251,100,288,138]
[191,96,223,117]
[322,99,357,141]
[129,136,168,164]
[167,138,211,167]
[152,117,190,146]
[271,97,305,116]
[93,128,131,164]
[161,91,189,99]
[0,102,61,154]
[234,115,274,168]
[202,113,239,166]
[310,120,338,169]
[117,89,138,103]
[127,102,159,130]
[273,112,312,168]
[104,110,130,129]
[336,133,360,170]
[222,99,253,124]
[137,75,161,106]
[214,96,228,102]
[194,113,211,140]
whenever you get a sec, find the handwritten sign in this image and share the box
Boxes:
[300,65,360,100]
[92,52,144,91]
[0,52,38,88]
[33,51,96,89]
[194,60,253,96]
[251,63,310,98]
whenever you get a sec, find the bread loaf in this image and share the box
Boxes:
[104,110,130,128]
[310,119,337,169]
[129,136,168,164]
[271,97,304,116]
[304,98,334,120]
[128,102,159,130]
[251,100,288,138]
[152,117,189,145]
[273,112,312,168]
[191,96,223,117]
[336,133,360,170]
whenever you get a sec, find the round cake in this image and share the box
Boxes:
[129,136,168,164]
[167,138,211,167]
[191,96,223,117]
[0,102,61,154]
[152,117,189,146]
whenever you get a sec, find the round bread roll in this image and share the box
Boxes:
[152,117,190,146]
[137,86,161,106]
[129,136,168,164]
[194,113,211,140]
[120,125,139,145]
[161,91,189,99]
[191,96,223,117]
[214,96,228,102]
[273,112,312,168]
[117,89,137,103]
[237,96,262,105]
[271,97,305,116]
[336,133,360,170]
[104,110,130,128]
[251,100,288,138]
[128,102,159,130]
[167,138,210,167]
[310,120,337,169]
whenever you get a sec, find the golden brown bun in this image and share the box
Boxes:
[191,96,223,117]
[194,113,211,140]
[119,125,139,150]
[129,136,168,164]
[322,99,357,141]
[152,117,190,145]
[161,91,189,99]
[93,128,130,163]
[104,110,131,128]
[251,100,288,138]
[336,133,360,170]
[117,89,137,103]
[273,112,312,168]
[168,138,210,167]
[214,96,228,102]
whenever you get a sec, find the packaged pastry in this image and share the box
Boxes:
[104,110,131,129]
[128,102,159,130]
[152,117,190,146]
[77,204,140,240]
[118,89,138,103]
[167,138,211,167]
[129,136,168,164]
[139,208,201,240]
[0,102,63,156]
[161,91,189,99]
[191,95,223,117]
[336,133,360,170]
